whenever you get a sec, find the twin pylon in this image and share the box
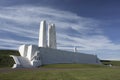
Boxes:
[38,20,56,49]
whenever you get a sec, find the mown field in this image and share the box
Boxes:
[0,65,120,80]
[0,50,120,80]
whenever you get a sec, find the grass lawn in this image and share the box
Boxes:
[0,67,120,80]
[0,50,120,80]
[41,63,104,68]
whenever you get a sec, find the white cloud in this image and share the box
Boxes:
[0,6,120,60]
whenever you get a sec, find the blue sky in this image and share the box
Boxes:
[0,0,120,60]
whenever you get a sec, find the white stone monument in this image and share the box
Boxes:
[10,20,101,68]
[38,20,47,47]
[48,24,56,49]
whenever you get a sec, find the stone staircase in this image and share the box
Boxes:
[10,55,33,68]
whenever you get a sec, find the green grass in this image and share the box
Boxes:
[1,50,120,80]
[101,60,120,66]
[41,63,104,68]
[0,67,120,80]
[0,50,19,67]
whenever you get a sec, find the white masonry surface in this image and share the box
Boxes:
[48,24,56,49]
[10,20,101,68]
[38,20,47,47]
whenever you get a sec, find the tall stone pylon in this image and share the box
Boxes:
[48,24,56,49]
[38,20,47,47]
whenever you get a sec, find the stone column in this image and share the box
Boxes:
[48,24,56,49]
[38,20,47,47]
[48,24,52,48]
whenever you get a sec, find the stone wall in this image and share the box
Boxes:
[38,47,101,65]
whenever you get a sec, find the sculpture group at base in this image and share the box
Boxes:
[10,20,101,68]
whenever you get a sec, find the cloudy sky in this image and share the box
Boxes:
[0,0,120,60]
